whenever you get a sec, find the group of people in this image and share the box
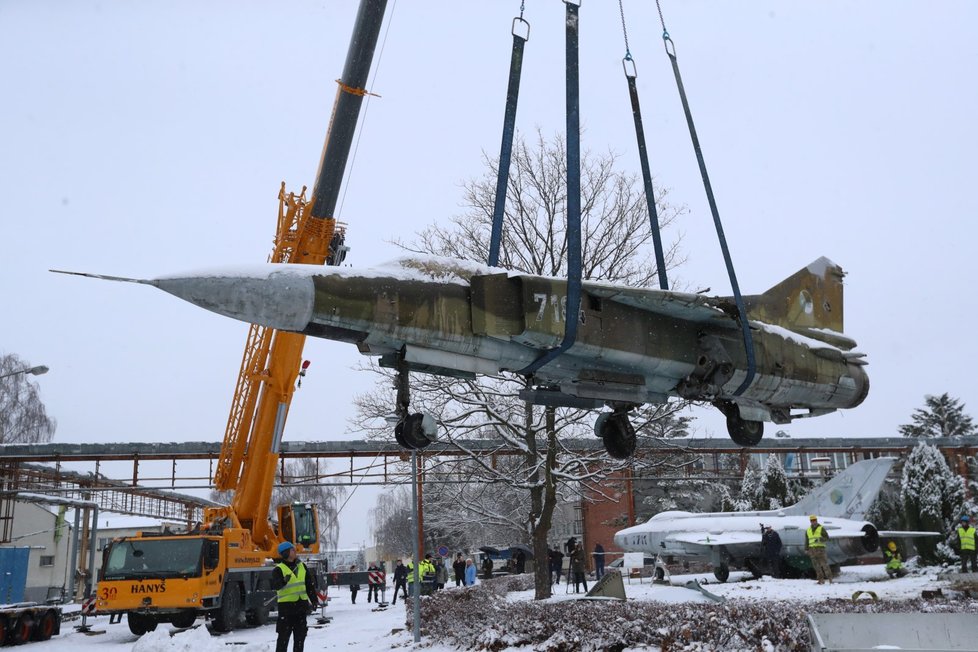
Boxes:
[545,537,605,593]
[796,513,977,583]
[389,553,478,604]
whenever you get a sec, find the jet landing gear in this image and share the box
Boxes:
[594,409,636,459]
[393,353,436,450]
[716,401,764,447]
[395,413,436,450]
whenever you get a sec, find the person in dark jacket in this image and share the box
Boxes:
[453,553,466,587]
[514,549,527,574]
[391,559,408,604]
[570,543,588,593]
[549,546,564,585]
[270,541,317,652]
[761,525,783,578]
[366,561,382,603]
[592,543,605,579]
[349,564,360,603]
[481,556,494,580]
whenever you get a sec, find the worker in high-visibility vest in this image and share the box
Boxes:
[954,515,977,573]
[804,515,832,584]
[883,541,907,579]
[271,541,317,652]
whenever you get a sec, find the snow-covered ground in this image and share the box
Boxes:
[24,564,963,651]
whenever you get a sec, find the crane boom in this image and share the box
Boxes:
[95,0,390,634]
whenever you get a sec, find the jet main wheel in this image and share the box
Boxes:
[395,413,432,450]
[713,563,730,583]
[596,413,636,459]
[726,413,764,447]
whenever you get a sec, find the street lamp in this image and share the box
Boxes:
[0,365,49,381]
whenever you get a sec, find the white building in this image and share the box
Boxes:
[0,501,72,603]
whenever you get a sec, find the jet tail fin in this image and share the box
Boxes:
[784,458,895,521]
[741,257,849,344]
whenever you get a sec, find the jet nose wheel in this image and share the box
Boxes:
[726,413,763,447]
[395,413,435,450]
[595,412,636,459]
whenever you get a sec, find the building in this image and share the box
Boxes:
[0,500,71,603]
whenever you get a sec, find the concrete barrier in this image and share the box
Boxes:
[807,613,978,651]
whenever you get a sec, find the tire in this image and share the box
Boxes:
[171,610,197,629]
[654,566,666,582]
[127,612,154,637]
[211,584,241,633]
[10,615,33,645]
[402,414,432,450]
[726,412,764,447]
[245,602,269,628]
[33,610,57,641]
[600,414,636,459]
[713,563,730,583]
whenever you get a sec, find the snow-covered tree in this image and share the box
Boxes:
[900,442,962,563]
[357,131,691,599]
[0,352,56,444]
[734,464,760,511]
[899,393,976,439]
[756,455,795,510]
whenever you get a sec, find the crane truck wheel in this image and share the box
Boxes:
[171,610,197,629]
[211,584,241,633]
[127,612,157,636]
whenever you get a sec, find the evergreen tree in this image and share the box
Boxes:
[756,455,795,510]
[900,442,961,563]
[735,465,759,511]
[899,393,976,438]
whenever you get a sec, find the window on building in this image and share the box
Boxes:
[39,555,55,567]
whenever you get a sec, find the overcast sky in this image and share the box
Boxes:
[2,1,976,548]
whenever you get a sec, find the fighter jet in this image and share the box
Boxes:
[54,254,868,457]
[613,458,934,581]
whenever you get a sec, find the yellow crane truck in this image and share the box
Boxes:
[93,0,388,635]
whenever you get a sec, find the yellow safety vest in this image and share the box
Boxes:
[276,562,309,603]
[958,526,976,552]
[884,549,902,570]
[406,562,416,583]
[807,525,826,549]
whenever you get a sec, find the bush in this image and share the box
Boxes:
[407,583,978,651]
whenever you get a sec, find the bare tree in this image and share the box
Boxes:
[208,458,346,551]
[358,132,695,599]
[369,486,415,559]
[273,458,345,552]
[0,353,56,444]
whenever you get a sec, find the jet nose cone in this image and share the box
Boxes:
[154,269,315,331]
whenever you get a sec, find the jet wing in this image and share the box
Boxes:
[586,285,731,325]
[666,531,762,547]
[878,530,941,538]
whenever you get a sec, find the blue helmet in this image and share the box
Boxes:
[962,515,971,523]
[278,541,295,556]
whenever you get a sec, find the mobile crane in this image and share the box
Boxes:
[93,0,389,635]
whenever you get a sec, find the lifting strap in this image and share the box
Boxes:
[488,4,530,267]
[520,0,583,376]
[656,2,756,396]
[618,0,668,291]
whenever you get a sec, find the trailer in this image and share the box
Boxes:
[0,603,61,645]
